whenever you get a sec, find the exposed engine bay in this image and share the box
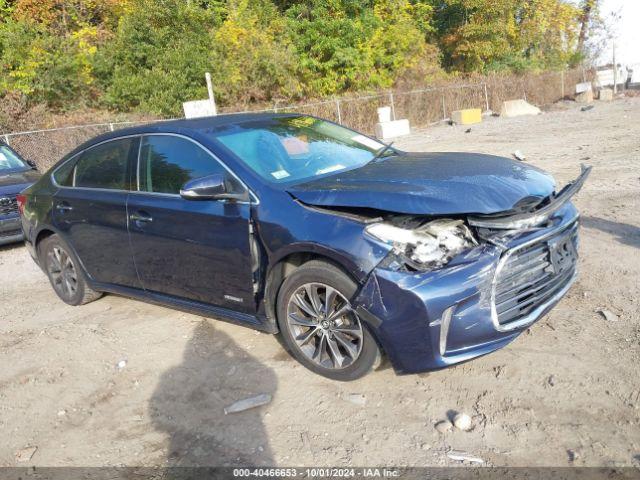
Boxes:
[301,165,591,272]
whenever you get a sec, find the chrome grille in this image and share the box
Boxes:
[0,196,18,216]
[493,222,578,328]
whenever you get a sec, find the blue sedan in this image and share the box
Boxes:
[19,114,590,380]
[0,142,40,245]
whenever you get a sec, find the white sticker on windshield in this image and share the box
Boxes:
[316,164,345,175]
[271,169,290,180]
[352,135,384,151]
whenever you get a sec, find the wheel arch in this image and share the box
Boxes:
[32,226,92,282]
[262,244,372,334]
[35,228,56,255]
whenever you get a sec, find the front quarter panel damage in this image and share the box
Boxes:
[352,244,519,373]
[351,202,581,374]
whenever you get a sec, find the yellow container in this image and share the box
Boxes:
[451,108,482,125]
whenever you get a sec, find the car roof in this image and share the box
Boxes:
[83,112,301,147]
[55,112,315,171]
[60,112,304,164]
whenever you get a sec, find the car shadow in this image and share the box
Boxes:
[149,320,277,466]
[581,216,640,249]
[0,241,25,253]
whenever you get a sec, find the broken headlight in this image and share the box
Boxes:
[365,219,478,270]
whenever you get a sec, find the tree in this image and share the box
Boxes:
[0,0,587,114]
[578,0,598,53]
[430,0,580,72]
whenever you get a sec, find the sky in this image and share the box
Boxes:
[596,0,640,66]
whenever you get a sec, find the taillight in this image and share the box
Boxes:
[16,194,27,216]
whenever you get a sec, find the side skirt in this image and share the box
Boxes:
[90,282,278,334]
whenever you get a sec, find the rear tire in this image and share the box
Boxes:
[40,234,102,306]
[276,260,380,381]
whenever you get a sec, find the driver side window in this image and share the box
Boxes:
[138,135,226,194]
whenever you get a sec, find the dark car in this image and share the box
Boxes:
[0,142,40,245]
[19,114,590,380]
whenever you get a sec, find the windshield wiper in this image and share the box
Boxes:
[368,141,395,164]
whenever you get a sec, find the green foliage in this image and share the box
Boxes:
[0,18,99,107]
[95,0,216,114]
[285,0,378,95]
[0,0,586,115]
[430,0,582,73]
[0,0,13,21]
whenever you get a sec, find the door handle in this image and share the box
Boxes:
[56,202,73,213]
[130,212,153,223]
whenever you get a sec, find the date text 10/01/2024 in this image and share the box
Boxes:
[232,468,401,478]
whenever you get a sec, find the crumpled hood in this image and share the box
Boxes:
[0,169,41,195]
[286,152,556,216]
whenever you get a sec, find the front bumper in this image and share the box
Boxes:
[353,203,579,374]
[0,215,24,245]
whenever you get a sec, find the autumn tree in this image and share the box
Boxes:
[0,0,587,114]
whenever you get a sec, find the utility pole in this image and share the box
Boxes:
[205,72,217,116]
[612,41,617,94]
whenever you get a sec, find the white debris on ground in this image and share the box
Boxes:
[15,446,37,463]
[598,309,619,322]
[452,412,473,431]
[447,450,484,464]
[346,394,367,406]
[513,150,526,161]
[434,420,452,434]
[224,394,272,414]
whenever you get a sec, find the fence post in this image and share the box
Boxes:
[273,100,279,113]
[561,71,565,99]
[483,83,490,112]
[3,134,9,146]
[389,92,396,121]
[441,94,446,120]
[109,123,114,132]
[335,99,342,125]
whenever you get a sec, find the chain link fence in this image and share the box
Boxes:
[3,69,585,171]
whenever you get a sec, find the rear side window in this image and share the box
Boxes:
[53,158,77,186]
[73,138,137,190]
[138,135,226,194]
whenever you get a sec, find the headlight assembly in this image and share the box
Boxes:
[365,219,478,270]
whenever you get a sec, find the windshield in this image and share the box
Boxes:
[0,145,29,172]
[211,116,389,185]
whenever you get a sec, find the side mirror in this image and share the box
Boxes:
[26,160,38,170]
[180,173,248,201]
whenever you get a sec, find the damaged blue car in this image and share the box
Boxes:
[19,113,590,380]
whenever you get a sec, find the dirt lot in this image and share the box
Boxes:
[1,97,639,468]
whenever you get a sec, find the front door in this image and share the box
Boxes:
[52,137,140,288]
[127,134,256,313]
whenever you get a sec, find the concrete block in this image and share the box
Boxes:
[575,89,594,103]
[375,119,411,140]
[500,99,541,118]
[183,99,216,119]
[598,88,614,101]
[575,82,592,94]
[451,109,482,125]
[377,106,392,123]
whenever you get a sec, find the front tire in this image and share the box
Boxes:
[40,234,103,306]
[276,260,380,381]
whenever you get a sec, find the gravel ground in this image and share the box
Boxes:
[0,97,639,468]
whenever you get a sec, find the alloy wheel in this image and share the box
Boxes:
[48,246,78,300]
[286,282,363,370]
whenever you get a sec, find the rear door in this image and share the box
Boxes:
[52,137,140,288]
[127,134,256,313]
